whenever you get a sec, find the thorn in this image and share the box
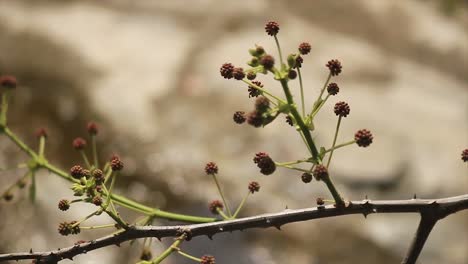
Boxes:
[114,243,120,247]
[30,249,33,254]
[413,194,417,199]
[285,205,288,209]
[362,213,368,219]
[274,225,282,230]
[207,234,213,240]
[156,237,161,241]
[365,194,368,200]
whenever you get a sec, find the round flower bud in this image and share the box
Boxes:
[255,96,270,112]
[70,165,84,179]
[246,72,256,80]
[326,59,342,76]
[248,181,260,193]
[87,122,98,135]
[327,82,339,95]
[58,199,70,211]
[232,67,245,80]
[301,173,312,183]
[334,101,350,117]
[355,129,373,147]
[316,197,325,206]
[253,152,276,175]
[200,255,216,264]
[233,111,246,124]
[298,42,311,55]
[265,21,280,36]
[462,149,468,163]
[248,81,263,98]
[220,63,234,79]
[93,169,104,184]
[140,248,152,261]
[260,55,275,70]
[288,70,297,80]
[205,162,218,175]
[247,110,264,128]
[285,116,293,126]
[209,200,224,214]
[0,75,17,89]
[58,221,80,236]
[313,165,328,181]
[110,155,124,171]
[35,128,48,139]
[72,137,87,150]
[92,196,103,206]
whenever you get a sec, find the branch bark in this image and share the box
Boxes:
[1,194,467,263]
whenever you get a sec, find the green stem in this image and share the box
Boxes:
[80,150,91,169]
[317,73,331,103]
[275,158,311,166]
[3,126,218,223]
[177,251,201,262]
[105,208,128,229]
[3,128,39,159]
[80,224,116,230]
[72,211,99,227]
[326,116,341,168]
[212,175,232,217]
[322,176,344,207]
[324,140,356,154]
[151,237,185,264]
[38,136,46,157]
[297,67,305,117]
[310,94,330,119]
[279,79,319,160]
[232,191,250,218]
[0,91,10,126]
[274,35,284,67]
[275,163,311,173]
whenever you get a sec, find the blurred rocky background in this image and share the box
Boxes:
[0,0,467,263]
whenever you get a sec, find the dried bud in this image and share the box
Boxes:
[87,122,98,135]
[58,221,80,236]
[200,255,216,264]
[355,129,373,147]
[93,169,104,184]
[327,82,339,96]
[2,192,13,201]
[205,162,218,175]
[248,81,263,98]
[288,70,297,80]
[0,75,17,89]
[92,196,103,206]
[298,42,311,55]
[285,116,293,126]
[110,155,124,171]
[255,96,270,112]
[58,199,70,211]
[70,165,84,179]
[248,181,260,193]
[140,248,152,261]
[301,173,312,183]
[334,101,350,117]
[295,58,304,71]
[313,165,328,181]
[462,149,468,163]
[176,228,193,241]
[265,21,280,36]
[326,59,342,76]
[209,200,224,214]
[233,111,246,124]
[260,55,275,70]
[220,63,234,79]
[72,137,87,150]
[232,67,245,80]
[316,197,325,206]
[253,152,276,175]
[246,110,264,128]
[35,128,48,139]
[246,72,256,80]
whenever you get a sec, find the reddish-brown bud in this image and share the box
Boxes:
[253,152,276,175]
[260,55,275,69]
[313,165,328,181]
[316,197,325,206]
[327,82,339,95]
[70,165,84,179]
[205,162,218,175]
[255,96,270,112]
[35,128,48,139]
[87,122,98,135]
[232,67,245,80]
[58,199,70,211]
[110,155,124,171]
[248,181,260,193]
[247,110,264,128]
[301,173,313,183]
[246,72,256,80]
[209,200,224,214]
[92,196,103,206]
[72,137,87,150]
[0,75,17,89]
[200,255,216,264]
[334,101,350,117]
[355,129,373,147]
[298,42,311,55]
[220,63,234,79]
[326,59,342,76]
[265,21,280,36]
[462,149,468,162]
[58,221,80,236]
[248,81,263,98]
[233,111,246,124]
[93,169,104,184]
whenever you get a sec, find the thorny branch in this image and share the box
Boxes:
[1,194,468,263]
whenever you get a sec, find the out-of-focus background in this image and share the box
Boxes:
[0,0,467,263]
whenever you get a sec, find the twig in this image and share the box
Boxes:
[1,194,467,263]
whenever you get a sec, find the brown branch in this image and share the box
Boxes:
[1,194,467,263]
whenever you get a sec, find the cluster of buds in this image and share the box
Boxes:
[58,221,80,236]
